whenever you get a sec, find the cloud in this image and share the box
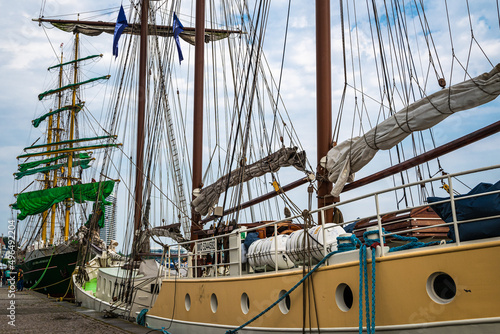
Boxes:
[2,1,500,250]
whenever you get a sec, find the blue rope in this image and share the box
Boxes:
[136,309,172,334]
[358,229,383,334]
[388,234,447,252]
[359,244,367,334]
[228,227,448,334]
[370,245,376,334]
[137,308,148,326]
[337,234,359,252]
[226,243,346,334]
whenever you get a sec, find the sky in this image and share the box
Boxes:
[1,1,499,250]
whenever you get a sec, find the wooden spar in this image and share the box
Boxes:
[316,0,334,222]
[191,0,205,241]
[34,18,241,36]
[134,0,148,234]
[202,120,500,224]
[201,177,310,225]
[342,119,500,192]
[63,31,79,242]
[44,48,65,244]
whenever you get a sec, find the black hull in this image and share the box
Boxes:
[21,246,79,298]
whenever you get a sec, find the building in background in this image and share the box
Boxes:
[100,192,117,246]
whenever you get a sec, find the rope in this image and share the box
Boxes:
[226,244,341,334]
[226,230,382,334]
[388,234,447,252]
[31,275,71,291]
[29,246,56,290]
[337,234,358,252]
[59,269,76,300]
[136,308,172,334]
[358,230,381,334]
[137,308,148,326]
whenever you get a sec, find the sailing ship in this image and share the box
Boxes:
[32,0,500,332]
[11,33,118,297]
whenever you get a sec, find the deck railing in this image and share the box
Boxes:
[161,164,500,278]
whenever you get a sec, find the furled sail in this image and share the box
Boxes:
[32,104,83,128]
[18,154,69,172]
[326,64,500,197]
[38,75,110,101]
[14,158,92,180]
[12,180,115,220]
[36,19,238,45]
[192,147,307,216]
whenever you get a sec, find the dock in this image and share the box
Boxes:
[0,285,153,333]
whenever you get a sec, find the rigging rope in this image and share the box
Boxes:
[29,246,56,290]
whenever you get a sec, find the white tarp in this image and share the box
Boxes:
[192,147,307,216]
[326,64,500,196]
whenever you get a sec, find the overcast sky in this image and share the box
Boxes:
[1,1,499,248]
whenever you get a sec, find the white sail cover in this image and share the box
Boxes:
[327,64,500,196]
[192,147,307,217]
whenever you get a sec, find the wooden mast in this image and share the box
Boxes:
[134,0,148,238]
[316,0,334,222]
[53,49,63,242]
[43,49,64,245]
[63,31,79,241]
[191,0,205,241]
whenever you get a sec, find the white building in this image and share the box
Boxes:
[100,192,117,246]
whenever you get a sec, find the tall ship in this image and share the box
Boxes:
[12,32,118,298]
[30,0,500,332]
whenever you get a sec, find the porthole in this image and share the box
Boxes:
[278,290,291,314]
[185,293,191,311]
[427,272,456,304]
[241,293,250,314]
[210,293,218,313]
[335,283,353,312]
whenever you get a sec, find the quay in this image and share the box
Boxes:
[0,286,153,333]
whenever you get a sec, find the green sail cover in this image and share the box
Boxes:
[14,158,92,180]
[32,104,83,128]
[19,155,67,172]
[47,54,102,70]
[24,135,115,151]
[85,201,106,228]
[38,75,110,101]
[12,180,115,220]
[18,153,90,172]
[17,143,119,159]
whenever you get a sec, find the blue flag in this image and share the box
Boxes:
[113,5,128,58]
[173,12,184,64]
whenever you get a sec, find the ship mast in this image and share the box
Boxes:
[42,49,64,245]
[49,47,64,245]
[191,0,205,241]
[63,31,80,241]
[133,0,148,247]
[316,0,334,222]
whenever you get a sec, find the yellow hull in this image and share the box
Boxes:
[147,239,500,332]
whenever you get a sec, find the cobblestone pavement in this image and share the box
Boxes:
[0,285,151,334]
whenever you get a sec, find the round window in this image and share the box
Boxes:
[185,293,191,311]
[278,290,291,314]
[335,283,353,312]
[241,293,250,314]
[427,272,456,304]
[211,293,218,313]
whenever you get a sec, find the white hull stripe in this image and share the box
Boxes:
[145,314,500,332]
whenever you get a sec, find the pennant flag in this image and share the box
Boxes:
[173,12,184,64]
[113,5,128,58]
